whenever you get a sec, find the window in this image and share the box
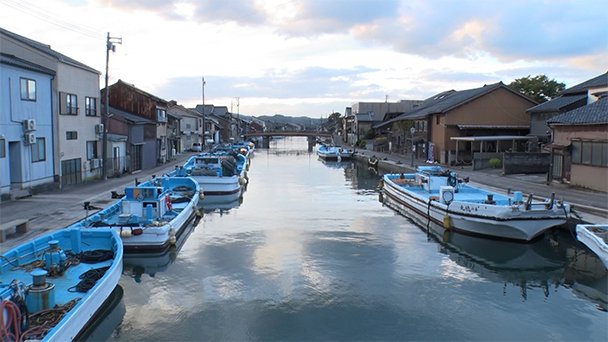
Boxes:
[66,131,78,140]
[66,94,78,114]
[20,78,36,101]
[86,141,98,160]
[32,138,46,162]
[436,116,440,125]
[571,140,607,167]
[0,139,5,158]
[157,108,167,122]
[186,123,191,129]
[85,97,97,116]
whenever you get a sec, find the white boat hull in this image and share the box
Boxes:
[576,224,608,270]
[383,174,569,241]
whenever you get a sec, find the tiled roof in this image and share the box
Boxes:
[457,124,529,130]
[527,94,587,113]
[0,52,55,75]
[547,96,608,125]
[0,27,100,74]
[102,104,156,124]
[562,72,608,95]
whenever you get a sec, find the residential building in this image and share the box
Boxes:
[102,104,155,174]
[1,27,102,187]
[0,53,55,199]
[385,82,536,164]
[168,101,203,153]
[546,93,607,192]
[102,80,168,171]
[528,73,608,142]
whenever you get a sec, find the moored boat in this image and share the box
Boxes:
[576,224,608,270]
[382,166,570,242]
[168,151,247,205]
[317,144,353,161]
[70,177,202,252]
[0,228,123,341]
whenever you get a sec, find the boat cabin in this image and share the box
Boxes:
[119,186,170,223]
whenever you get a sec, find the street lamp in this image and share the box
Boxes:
[410,126,416,167]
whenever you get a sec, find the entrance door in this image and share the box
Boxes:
[61,158,82,186]
[9,141,22,188]
[130,144,142,172]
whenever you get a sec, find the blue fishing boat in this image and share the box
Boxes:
[0,228,123,341]
[167,151,247,204]
[382,166,571,241]
[70,177,202,252]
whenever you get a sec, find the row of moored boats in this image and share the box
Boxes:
[316,144,607,271]
[0,142,255,341]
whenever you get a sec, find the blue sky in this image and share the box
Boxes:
[1,0,606,117]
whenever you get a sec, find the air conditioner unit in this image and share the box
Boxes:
[91,159,101,169]
[24,119,36,131]
[25,132,36,145]
[95,124,104,134]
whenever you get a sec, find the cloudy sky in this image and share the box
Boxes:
[1,0,606,118]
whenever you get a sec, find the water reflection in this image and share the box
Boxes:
[384,194,608,309]
[123,217,200,283]
[76,285,126,341]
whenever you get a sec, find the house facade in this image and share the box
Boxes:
[387,82,537,164]
[546,95,607,192]
[103,80,167,171]
[168,101,202,152]
[1,28,102,188]
[0,53,55,198]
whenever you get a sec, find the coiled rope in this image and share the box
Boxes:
[68,266,110,293]
[77,250,114,264]
[21,298,80,341]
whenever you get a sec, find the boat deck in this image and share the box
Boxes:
[0,258,115,305]
[390,176,514,205]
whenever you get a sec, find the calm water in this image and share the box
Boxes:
[90,137,607,341]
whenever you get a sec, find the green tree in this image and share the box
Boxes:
[327,112,341,122]
[509,75,565,103]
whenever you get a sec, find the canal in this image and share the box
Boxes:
[86,137,607,341]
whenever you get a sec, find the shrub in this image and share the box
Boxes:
[357,139,367,148]
[489,158,502,168]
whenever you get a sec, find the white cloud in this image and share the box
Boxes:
[0,0,605,117]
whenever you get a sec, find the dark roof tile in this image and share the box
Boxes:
[547,96,608,125]
[562,72,608,94]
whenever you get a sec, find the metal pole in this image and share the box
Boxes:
[102,32,110,180]
[410,127,415,167]
[202,77,205,151]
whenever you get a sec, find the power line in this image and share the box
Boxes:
[0,0,105,40]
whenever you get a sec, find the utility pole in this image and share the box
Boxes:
[202,77,206,150]
[236,97,240,140]
[102,32,121,180]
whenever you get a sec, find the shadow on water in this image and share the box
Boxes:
[382,194,608,311]
[75,285,126,342]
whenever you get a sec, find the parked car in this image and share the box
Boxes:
[190,143,202,152]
